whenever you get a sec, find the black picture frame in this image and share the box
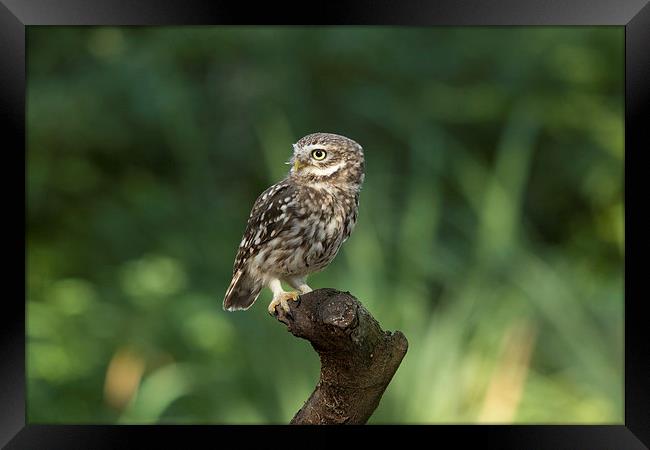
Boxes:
[3,0,648,448]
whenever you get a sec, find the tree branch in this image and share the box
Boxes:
[274,288,408,425]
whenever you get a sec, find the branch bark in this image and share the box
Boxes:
[274,288,408,425]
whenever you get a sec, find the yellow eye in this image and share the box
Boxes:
[311,149,327,160]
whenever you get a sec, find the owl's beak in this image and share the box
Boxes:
[293,159,303,172]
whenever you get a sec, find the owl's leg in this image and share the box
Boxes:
[267,278,300,315]
[286,276,313,295]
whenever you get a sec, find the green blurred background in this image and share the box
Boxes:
[26,26,624,424]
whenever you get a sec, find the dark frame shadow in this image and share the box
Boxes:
[2,0,648,448]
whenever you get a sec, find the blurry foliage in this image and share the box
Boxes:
[26,26,623,424]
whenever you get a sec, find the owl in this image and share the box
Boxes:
[223,132,365,315]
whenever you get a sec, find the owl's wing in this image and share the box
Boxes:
[234,180,299,270]
[223,180,298,311]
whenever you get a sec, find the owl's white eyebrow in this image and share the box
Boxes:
[300,144,327,152]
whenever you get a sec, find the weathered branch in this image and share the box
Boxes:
[274,288,408,425]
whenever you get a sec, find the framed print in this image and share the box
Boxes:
[2,0,649,448]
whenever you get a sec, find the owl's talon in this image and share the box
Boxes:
[268,291,300,316]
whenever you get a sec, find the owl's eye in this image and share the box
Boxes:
[311,149,327,160]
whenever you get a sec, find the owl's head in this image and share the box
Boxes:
[288,132,365,189]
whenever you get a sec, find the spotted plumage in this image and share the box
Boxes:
[223,132,365,314]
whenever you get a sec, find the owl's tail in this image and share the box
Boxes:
[223,269,262,311]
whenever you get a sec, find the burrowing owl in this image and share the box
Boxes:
[223,132,365,315]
